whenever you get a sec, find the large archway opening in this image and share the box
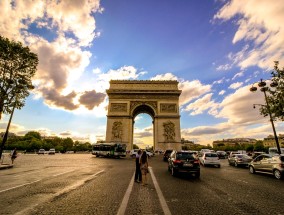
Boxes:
[133,113,153,150]
[132,104,155,150]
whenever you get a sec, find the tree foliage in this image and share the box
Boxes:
[260,61,284,121]
[0,35,38,119]
[0,131,92,152]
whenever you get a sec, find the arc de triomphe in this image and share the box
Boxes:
[105,80,182,151]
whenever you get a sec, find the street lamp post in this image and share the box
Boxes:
[250,79,281,154]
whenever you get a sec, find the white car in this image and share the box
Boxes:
[48,149,56,155]
[199,152,221,168]
[130,149,153,158]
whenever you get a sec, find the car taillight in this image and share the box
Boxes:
[279,164,284,168]
[194,159,199,164]
[173,160,181,164]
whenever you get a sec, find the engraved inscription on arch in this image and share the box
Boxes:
[110,103,127,112]
[160,103,177,113]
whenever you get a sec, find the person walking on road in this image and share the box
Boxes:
[139,151,149,185]
[134,149,142,183]
[10,148,18,164]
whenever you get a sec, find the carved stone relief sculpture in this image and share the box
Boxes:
[112,121,123,141]
[160,103,177,113]
[110,103,127,112]
[163,121,175,142]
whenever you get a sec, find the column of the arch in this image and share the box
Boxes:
[128,117,134,150]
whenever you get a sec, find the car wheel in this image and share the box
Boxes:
[217,165,221,168]
[249,166,255,174]
[168,165,171,172]
[234,162,238,167]
[273,169,282,180]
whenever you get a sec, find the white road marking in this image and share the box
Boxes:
[0,169,89,194]
[149,167,172,215]
[0,179,41,194]
[117,167,172,215]
[116,173,135,215]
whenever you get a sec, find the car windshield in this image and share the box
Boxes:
[205,153,218,157]
[176,153,194,160]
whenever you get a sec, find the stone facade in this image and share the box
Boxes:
[263,134,284,147]
[105,80,182,150]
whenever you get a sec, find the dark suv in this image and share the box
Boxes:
[168,150,200,178]
[163,149,173,161]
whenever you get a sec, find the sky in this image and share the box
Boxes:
[0,0,284,148]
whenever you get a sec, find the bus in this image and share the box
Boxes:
[92,143,127,158]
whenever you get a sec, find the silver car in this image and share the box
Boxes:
[228,154,252,167]
[249,154,284,180]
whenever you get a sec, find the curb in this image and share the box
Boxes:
[0,164,14,170]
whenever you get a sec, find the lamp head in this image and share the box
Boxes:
[250,86,257,92]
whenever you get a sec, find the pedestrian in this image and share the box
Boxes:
[134,149,142,183]
[139,151,149,185]
[10,148,18,164]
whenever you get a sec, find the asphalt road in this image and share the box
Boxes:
[0,153,283,215]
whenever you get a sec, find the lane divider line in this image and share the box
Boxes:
[116,173,135,215]
[149,167,172,215]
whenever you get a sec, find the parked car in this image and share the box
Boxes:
[216,151,227,159]
[251,151,265,159]
[228,151,241,158]
[199,152,220,168]
[48,148,56,155]
[130,149,153,158]
[37,149,45,155]
[163,149,173,161]
[130,149,140,158]
[228,154,252,167]
[168,150,200,178]
[249,154,284,180]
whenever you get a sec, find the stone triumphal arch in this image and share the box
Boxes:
[105,80,182,150]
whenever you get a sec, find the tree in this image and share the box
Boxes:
[0,35,38,158]
[24,131,42,140]
[254,141,265,152]
[62,137,74,152]
[260,61,284,121]
[0,35,38,119]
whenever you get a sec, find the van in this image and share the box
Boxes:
[269,147,284,155]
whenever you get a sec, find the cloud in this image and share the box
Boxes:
[229,82,243,89]
[216,84,268,125]
[184,93,219,116]
[216,64,232,71]
[41,88,79,110]
[214,0,284,69]
[219,90,226,95]
[232,71,244,80]
[213,78,225,85]
[0,0,104,113]
[150,73,212,107]
[150,73,178,81]
[79,90,106,110]
[179,80,212,106]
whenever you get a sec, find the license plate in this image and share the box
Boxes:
[183,163,193,167]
